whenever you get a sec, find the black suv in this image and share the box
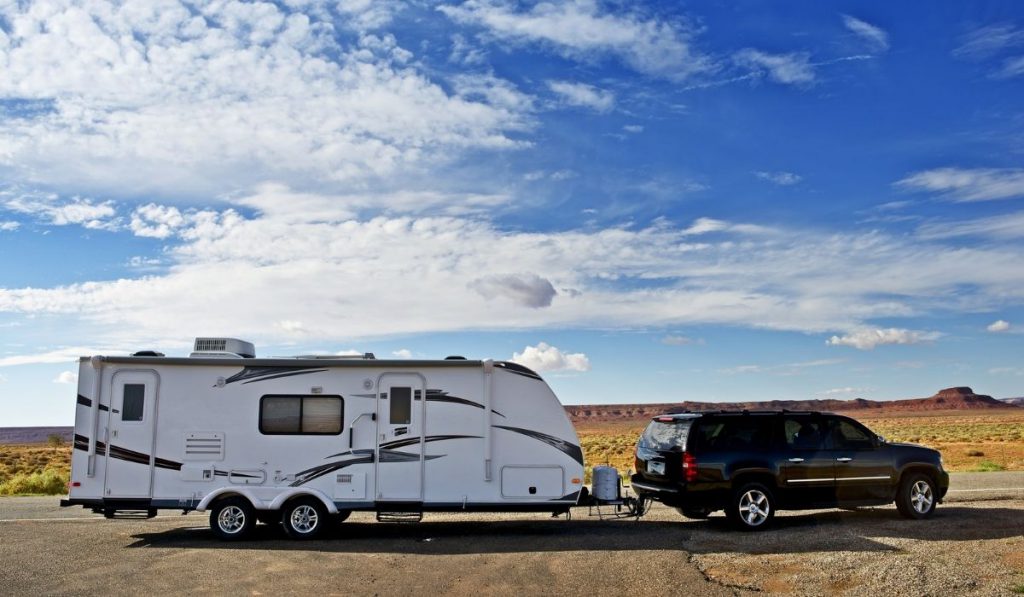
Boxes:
[630,411,949,530]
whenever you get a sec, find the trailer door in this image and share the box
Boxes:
[104,371,159,499]
[376,373,425,502]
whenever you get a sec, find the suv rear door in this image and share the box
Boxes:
[635,416,695,484]
[777,415,837,506]
[826,415,893,502]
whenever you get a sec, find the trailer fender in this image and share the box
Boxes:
[196,488,269,512]
[269,489,339,515]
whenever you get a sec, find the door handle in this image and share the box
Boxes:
[788,457,804,463]
[836,457,853,462]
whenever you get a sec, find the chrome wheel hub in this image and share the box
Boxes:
[911,480,933,513]
[291,505,319,533]
[218,505,245,534]
[738,490,770,526]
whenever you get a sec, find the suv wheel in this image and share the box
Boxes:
[209,497,256,541]
[728,483,775,531]
[675,507,711,520]
[896,473,936,519]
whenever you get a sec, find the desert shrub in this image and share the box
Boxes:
[966,450,985,457]
[972,460,1005,473]
[0,467,69,495]
[47,434,65,447]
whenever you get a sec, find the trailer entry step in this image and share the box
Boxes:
[376,511,423,523]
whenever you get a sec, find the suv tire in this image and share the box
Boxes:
[727,482,775,531]
[896,473,937,519]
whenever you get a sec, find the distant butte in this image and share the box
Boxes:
[565,386,1019,425]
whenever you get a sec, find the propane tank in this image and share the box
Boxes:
[592,465,620,502]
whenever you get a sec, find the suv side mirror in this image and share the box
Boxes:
[875,435,886,447]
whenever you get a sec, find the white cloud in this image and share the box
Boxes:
[0,2,533,200]
[842,15,889,52]
[754,171,802,185]
[898,168,1024,202]
[547,80,615,113]
[989,367,1024,376]
[511,342,590,373]
[916,211,1024,240]
[2,190,117,229]
[720,359,843,375]
[995,55,1024,79]
[953,24,1024,59]
[3,201,1024,350]
[392,349,413,359]
[660,335,699,346]
[449,33,488,65]
[819,387,868,397]
[437,0,712,79]
[0,220,19,231]
[987,320,1011,333]
[734,49,815,85]
[130,203,186,239]
[0,347,114,367]
[827,328,940,350]
[470,273,558,308]
[335,0,404,31]
[53,370,77,384]
[623,125,644,134]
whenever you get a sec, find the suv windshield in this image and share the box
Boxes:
[640,419,693,451]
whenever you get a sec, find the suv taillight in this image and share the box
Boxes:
[682,451,698,482]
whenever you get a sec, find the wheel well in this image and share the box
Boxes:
[898,466,937,487]
[280,492,326,511]
[731,472,777,492]
[209,492,249,508]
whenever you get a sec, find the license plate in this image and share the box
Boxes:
[648,461,665,475]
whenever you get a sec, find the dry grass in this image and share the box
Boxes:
[578,409,1024,477]
[0,444,72,495]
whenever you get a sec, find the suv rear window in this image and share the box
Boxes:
[640,419,693,451]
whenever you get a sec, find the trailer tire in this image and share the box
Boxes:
[282,497,329,540]
[209,497,256,541]
[336,510,351,524]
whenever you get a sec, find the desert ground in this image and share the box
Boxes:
[1,478,1022,596]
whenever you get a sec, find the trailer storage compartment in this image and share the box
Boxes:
[501,466,563,498]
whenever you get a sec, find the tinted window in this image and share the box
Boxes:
[122,384,145,422]
[782,416,826,450]
[640,420,693,451]
[697,417,774,451]
[829,418,875,450]
[389,387,412,424]
[260,395,343,435]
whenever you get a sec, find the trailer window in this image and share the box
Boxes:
[389,387,412,425]
[259,395,343,435]
[122,384,145,422]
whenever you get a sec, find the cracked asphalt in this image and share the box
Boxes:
[0,475,1022,596]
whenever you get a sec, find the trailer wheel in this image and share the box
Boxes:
[209,497,256,541]
[282,497,328,540]
[336,510,351,524]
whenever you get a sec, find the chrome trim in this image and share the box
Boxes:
[787,478,833,483]
[630,479,679,493]
[836,476,891,482]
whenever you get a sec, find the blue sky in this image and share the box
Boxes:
[2,0,1024,425]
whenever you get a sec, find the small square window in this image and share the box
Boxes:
[122,384,145,422]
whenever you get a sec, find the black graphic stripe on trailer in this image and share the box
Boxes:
[493,425,584,465]
[494,361,544,381]
[76,395,109,411]
[223,366,327,386]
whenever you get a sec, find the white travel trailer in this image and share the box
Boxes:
[62,338,587,539]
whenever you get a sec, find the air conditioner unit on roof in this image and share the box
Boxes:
[191,338,255,358]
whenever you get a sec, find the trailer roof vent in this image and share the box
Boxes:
[191,337,255,359]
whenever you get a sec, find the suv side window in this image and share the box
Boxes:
[697,417,773,452]
[828,417,875,450]
[782,416,826,450]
